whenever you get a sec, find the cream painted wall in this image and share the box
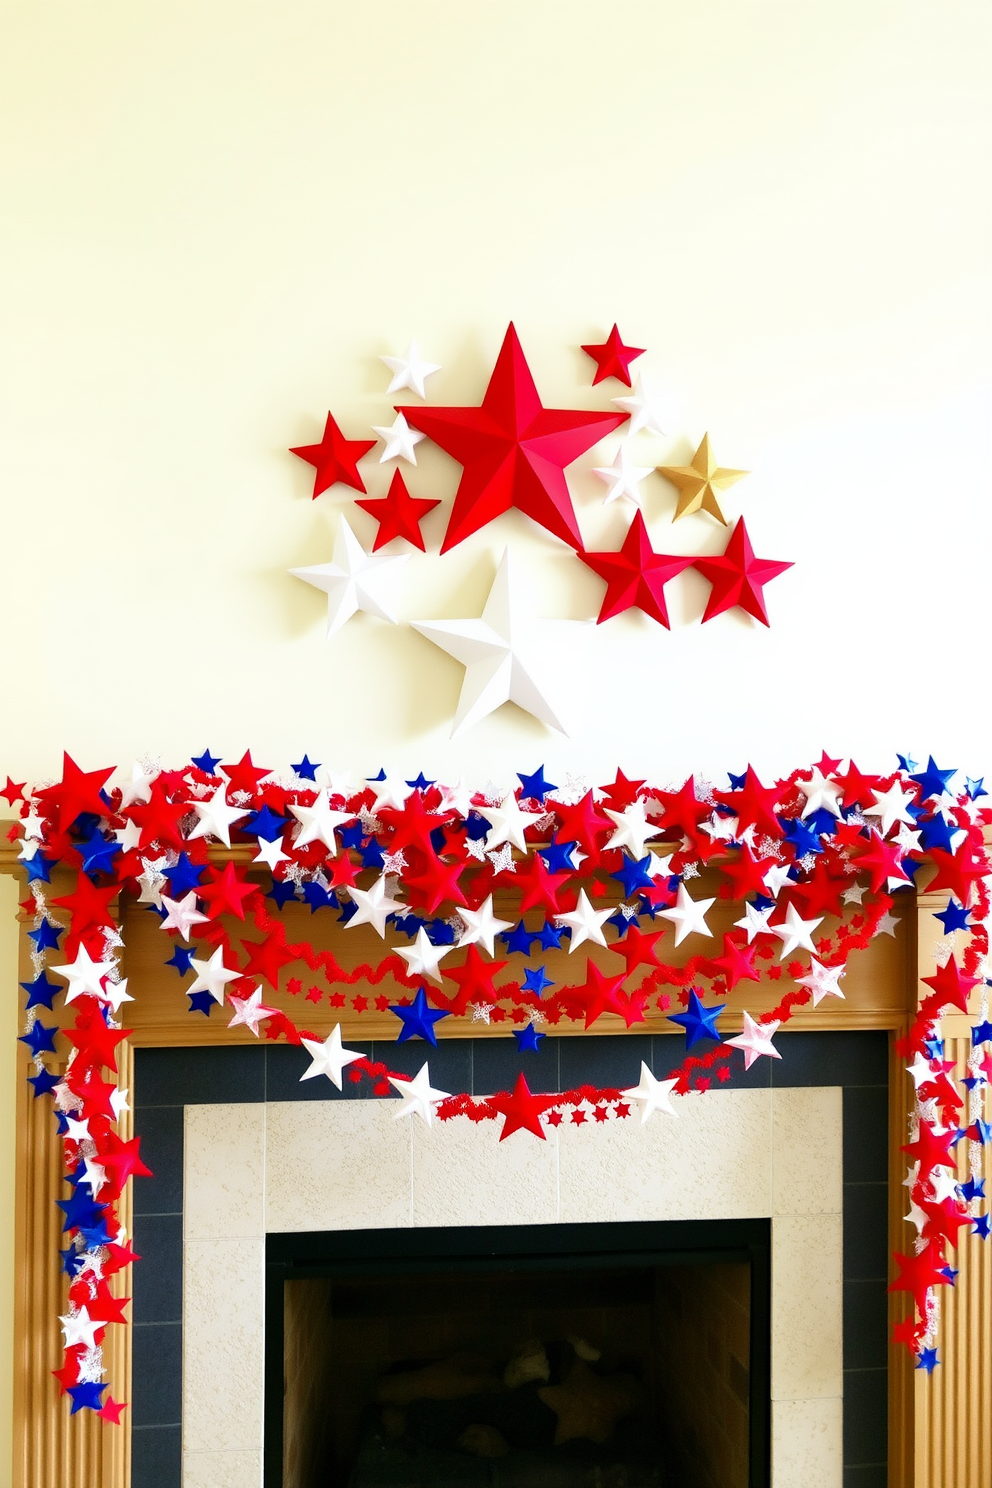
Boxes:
[0,0,990,1469]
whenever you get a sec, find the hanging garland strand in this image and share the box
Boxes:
[3,751,989,1415]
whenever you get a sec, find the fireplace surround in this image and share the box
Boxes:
[128,1030,889,1488]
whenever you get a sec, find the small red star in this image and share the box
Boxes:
[221,750,272,797]
[580,325,645,387]
[98,1396,128,1425]
[693,518,792,626]
[579,511,693,628]
[355,470,440,551]
[351,995,369,1013]
[0,776,25,807]
[290,412,376,498]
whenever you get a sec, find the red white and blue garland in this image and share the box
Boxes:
[4,750,990,1416]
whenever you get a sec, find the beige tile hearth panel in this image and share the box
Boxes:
[557,1089,773,1223]
[771,1086,843,1216]
[183,1237,266,1454]
[183,1448,263,1488]
[412,1116,558,1226]
[184,1104,266,1241]
[265,1100,413,1232]
[771,1213,843,1400]
[771,1397,843,1488]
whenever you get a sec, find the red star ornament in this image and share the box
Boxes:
[36,753,114,833]
[920,954,979,1014]
[198,861,259,921]
[925,841,989,907]
[693,518,792,626]
[399,323,627,552]
[355,469,440,551]
[888,1242,950,1317]
[580,324,645,387]
[492,1072,557,1141]
[440,945,508,1015]
[579,511,693,627]
[290,413,376,499]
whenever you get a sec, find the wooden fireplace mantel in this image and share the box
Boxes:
[3,834,990,1487]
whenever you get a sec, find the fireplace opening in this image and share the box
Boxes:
[265,1220,770,1488]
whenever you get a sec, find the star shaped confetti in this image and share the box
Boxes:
[399,322,627,552]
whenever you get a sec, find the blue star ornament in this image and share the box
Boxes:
[389,987,451,1045]
[56,1186,106,1234]
[68,1382,108,1415]
[960,1176,986,1202]
[971,1020,992,1047]
[523,966,554,997]
[513,1022,546,1053]
[973,1214,991,1239]
[59,1244,85,1278]
[302,881,332,913]
[406,772,434,790]
[162,852,206,897]
[246,805,287,841]
[910,756,956,801]
[539,836,579,873]
[24,853,54,885]
[918,812,956,854]
[28,918,63,954]
[19,1021,58,1058]
[28,1067,60,1098]
[916,1347,939,1373]
[727,770,747,790]
[21,972,60,1010]
[267,879,298,909]
[165,945,196,976]
[536,920,568,951]
[500,920,535,956]
[966,776,987,801]
[896,752,919,773]
[517,765,557,802]
[291,754,320,781]
[191,748,221,773]
[77,829,122,879]
[779,815,823,857]
[188,991,216,1016]
[668,990,724,1050]
[611,853,655,898]
[933,899,971,935]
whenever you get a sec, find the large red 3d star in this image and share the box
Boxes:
[580,324,645,386]
[290,413,376,499]
[355,470,440,551]
[693,518,792,626]
[399,323,627,552]
[578,511,693,627]
[492,1073,558,1141]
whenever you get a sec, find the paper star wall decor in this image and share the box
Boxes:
[581,325,645,386]
[692,517,792,625]
[355,470,440,551]
[656,433,748,524]
[290,412,375,498]
[399,322,627,552]
[578,511,694,627]
[380,339,441,400]
[290,514,408,637]
[412,549,579,735]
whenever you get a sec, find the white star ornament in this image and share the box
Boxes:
[395,927,451,985]
[187,947,241,1005]
[290,515,407,638]
[611,373,667,436]
[289,788,353,851]
[227,986,278,1036]
[795,957,846,1007]
[388,1062,451,1125]
[726,1012,782,1070]
[372,411,425,465]
[412,550,578,736]
[621,1062,680,1123]
[346,874,405,937]
[188,782,249,849]
[300,1025,363,1089]
[457,895,513,957]
[380,340,441,400]
[557,888,612,953]
[770,904,823,960]
[604,801,661,859]
[593,443,653,507]
[658,884,715,946]
[480,793,541,852]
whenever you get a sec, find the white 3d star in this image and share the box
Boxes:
[159,891,208,941]
[300,1025,363,1089]
[59,1306,101,1351]
[726,1012,782,1070]
[372,411,425,465]
[479,793,541,852]
[557,888,612,953]
[291,515,407,638]
[389,1062,451,1126]
[604,801,661,859]
[865,782,917,836]
[51,945,118,1004]
[658,884,716,946]
[227,986,278,1037]
[795,957,846,1007]
[380,340,442,400]
[188,782,249,849]
[187,947,241,1005]
[412,549,580,736]
[770,904,823,960]
[621,1062,680,1123]
[395,927,452,985]
[456,895,513,957]
[289,788,353,852]
[611,373,667,436]
[592,443,654,507]
[346,874,405,937]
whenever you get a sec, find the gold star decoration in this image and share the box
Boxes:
[656,433,748,524]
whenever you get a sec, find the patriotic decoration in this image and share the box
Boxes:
[289,322,793,740]
[3,749,989,1415]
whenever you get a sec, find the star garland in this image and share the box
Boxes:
[4,751,989,1415]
